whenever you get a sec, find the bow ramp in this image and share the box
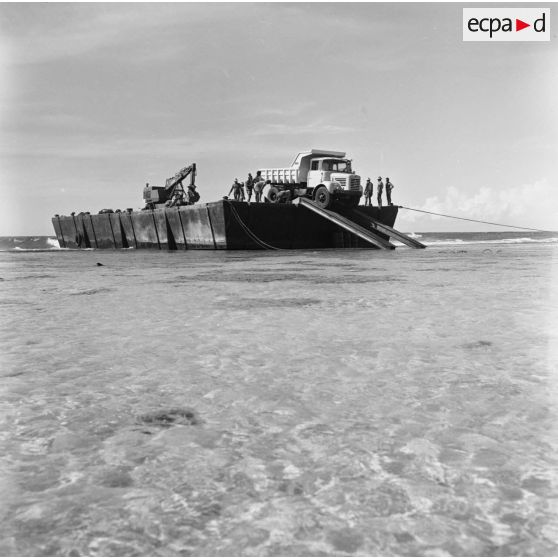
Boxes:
[294,198,396,250]
[349,208,426,249]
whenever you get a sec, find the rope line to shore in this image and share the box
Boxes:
[226,201,282,250]
[398,206,550,232]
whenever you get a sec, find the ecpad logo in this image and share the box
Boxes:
[463,8,550,41]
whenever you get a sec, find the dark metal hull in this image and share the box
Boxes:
[52,200,399,250]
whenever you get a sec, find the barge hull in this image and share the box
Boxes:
[52,200,398,250]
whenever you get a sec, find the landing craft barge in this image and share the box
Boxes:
[52,200,402,250]
[52,151,425,250]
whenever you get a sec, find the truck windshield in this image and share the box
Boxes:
[323,160,351,172]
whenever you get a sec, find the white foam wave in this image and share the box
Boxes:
[424,237,558,246]
[6,247,69,252]
[46,238,61,249]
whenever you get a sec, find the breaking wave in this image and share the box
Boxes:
[0,236,62,251]
[422,236,558,246]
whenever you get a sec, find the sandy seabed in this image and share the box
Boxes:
[1,241,557,556]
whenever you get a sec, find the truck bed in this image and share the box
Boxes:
[258,168,300,184]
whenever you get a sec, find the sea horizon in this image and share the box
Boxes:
[1,230,557,252]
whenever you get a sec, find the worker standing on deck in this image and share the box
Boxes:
[377,177,384,208]
[229,178,243,201]
[253,171,266,203]
[386,178,394,206]
[245,173,254,202]
[364,178,373,206]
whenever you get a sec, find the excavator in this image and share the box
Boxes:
[142,163,200,210]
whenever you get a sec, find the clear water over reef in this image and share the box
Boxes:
[1,235,557,556]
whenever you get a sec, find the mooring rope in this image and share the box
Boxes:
[398,206,550,233]
[226,201,282,251]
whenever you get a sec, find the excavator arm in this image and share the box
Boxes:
[165,164,196,193]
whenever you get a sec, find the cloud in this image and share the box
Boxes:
[250,102,317,119]
[0,4,239,66]
[404,179,557,231]
[252,121,359,137]
[0,131,237,160]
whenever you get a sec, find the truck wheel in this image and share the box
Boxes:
[267,187,280,203]
[314,186,330,209]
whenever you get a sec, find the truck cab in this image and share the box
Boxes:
[305,156,361,208]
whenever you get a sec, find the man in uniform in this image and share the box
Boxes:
[386,177,394,206]
[253,171,266,203]
[245,173,254,202]
[364,178,373,206]
[228,178,243,201]
[377,177,384,208]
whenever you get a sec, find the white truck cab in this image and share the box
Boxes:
[258,149,363,208]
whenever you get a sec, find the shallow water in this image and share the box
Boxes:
[1,241,557,556]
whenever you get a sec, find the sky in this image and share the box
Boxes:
[0,2,557,235]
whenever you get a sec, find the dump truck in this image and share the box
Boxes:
[257,149,362,208]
